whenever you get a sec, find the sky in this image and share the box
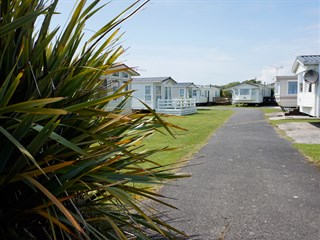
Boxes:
[54,0,320,86]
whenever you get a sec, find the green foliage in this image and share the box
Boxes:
[219,82,239,98]
[294,144,320,164]
[0,0,189,239]
[242,79,261,85]
[220,79,264,98]
[219,81,240,90]
[261,107,282,114]
[222,89,232,98]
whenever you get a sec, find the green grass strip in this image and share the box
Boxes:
[141,109,234,168]
[294,144,320,164]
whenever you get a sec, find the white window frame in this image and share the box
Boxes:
[165,86,171,99]
[156,86,161,95]
[192,89,197,97]
[288,81,297,95]
[275,82,280,95]
[112,72,119,77]
[240,89,249,95]
[121,72,129,78]
[179,89,185,98]
[145,86,151,102]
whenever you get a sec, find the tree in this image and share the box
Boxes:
[221,81,241,89]
[219,81,239,98]
[0,0,188,239]
[242,78,261,85]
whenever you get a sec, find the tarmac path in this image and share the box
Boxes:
[156,108,320,240]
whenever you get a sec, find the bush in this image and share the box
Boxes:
[0,0,188,239]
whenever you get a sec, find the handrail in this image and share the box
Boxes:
[157,98,196,110]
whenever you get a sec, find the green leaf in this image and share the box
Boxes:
[107,187,165,236]
[32,124,88,156]
[21,175,86,236]
[0,97,67,114]
[0,67,21,107]
[0,9,45,38]
[64,91,133,112]
[0,125,46,177]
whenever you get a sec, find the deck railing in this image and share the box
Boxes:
[156,98,197,115]
[157,98,196,109]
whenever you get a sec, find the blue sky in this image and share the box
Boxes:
[55,0,320,85]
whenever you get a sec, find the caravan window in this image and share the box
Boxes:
[275,82,280,94]
[192,90,197,97]
[145,86,151,101]
[121,72,129,78]
[112,72,119,77]
[111,81,120,92]
[156,86,161,95]
[240,89,249,95]
[165,87,171,99]
[288,82,297,94]
[179,89,185,98]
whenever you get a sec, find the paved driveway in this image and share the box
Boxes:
[157,108,320,239]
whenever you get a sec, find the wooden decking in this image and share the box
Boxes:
[156,99,197,116]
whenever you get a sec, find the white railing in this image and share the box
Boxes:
[157,98,196,109]
[156,98,197,115]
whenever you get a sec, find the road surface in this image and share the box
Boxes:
[156,108,320,240]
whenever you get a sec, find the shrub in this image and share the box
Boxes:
[0,0,188,239]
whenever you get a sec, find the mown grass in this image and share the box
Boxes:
[269,118,320,127]
[260,107,282,114]
[294,144,320,164]
[140,109,234,168]
[207,104,234,108]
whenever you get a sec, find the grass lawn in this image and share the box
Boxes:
[268,118,320,127]
[140,109,233,168]
[293,144,320,164]
[260,107,282,114]
[204,104,234,108]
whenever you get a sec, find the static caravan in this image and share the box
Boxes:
[273,76,298,109]
[100,63,140,113]
[292,55,320,117]
[131,77,177,110]
[172,82,198,99]
[228,83,272,105]
[131,77,197,115]
[196,85,221,105]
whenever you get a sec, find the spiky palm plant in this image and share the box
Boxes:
[0,0,188,239]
